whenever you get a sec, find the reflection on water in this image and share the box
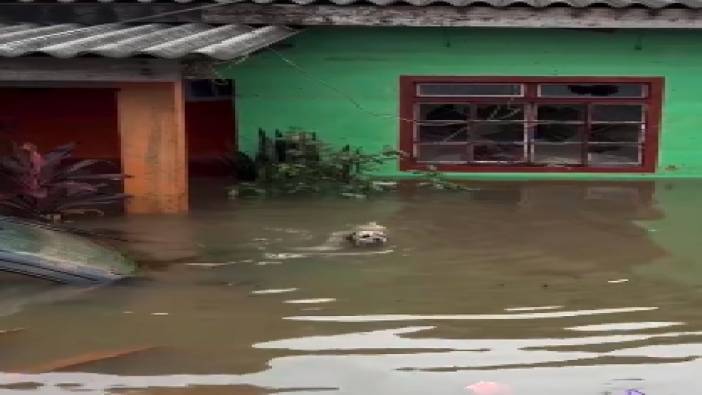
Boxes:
[1,180,702,394]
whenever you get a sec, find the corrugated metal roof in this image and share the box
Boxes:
[249,0,702,7]
[4,0,702,8]
[0,23,297,59]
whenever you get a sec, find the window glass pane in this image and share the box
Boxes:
[592,105,644,122]
[535,124,582,143]
[539,84,645,98]
[418,125,467,142]
[471,122,525,142]
[533,143,583,165]
[417,83,522,97]
[590,124,642,143]
[212,80,233,96]
[474,144,526,162]
[476,104,525,120]
[188,79,215,98]
[417,144,468,163]
[419,104,471,121]
[537,104,586,122]
[588,145,641,166]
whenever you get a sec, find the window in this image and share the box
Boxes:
[185,79,233,102]
[399,77,663,173]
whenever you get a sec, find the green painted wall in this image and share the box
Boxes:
[220,27,702,180]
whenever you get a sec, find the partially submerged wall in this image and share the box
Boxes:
[223,27,702,179]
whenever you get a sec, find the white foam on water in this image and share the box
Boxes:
[256,261,283,266]
[265,250,394,260]
[317,249,395,257]
[252,288,299,295]
[264,253,306,260]
[285,307,659,322]
[284,298,336,304]
[565,322,684,332]
[504,306,563,312]
[184,262,237,268]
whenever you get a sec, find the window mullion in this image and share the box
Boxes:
[525,83,538,164]
[467,104,476,163]
[583,103,592,166]
[526,102,536,164]
[525,83,538,99]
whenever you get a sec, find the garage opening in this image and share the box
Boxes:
[0,80,237,214]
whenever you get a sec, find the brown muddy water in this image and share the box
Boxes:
[1,180,702,395]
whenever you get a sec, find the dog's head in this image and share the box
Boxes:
[348,222,388,247]
[350,230,388,246]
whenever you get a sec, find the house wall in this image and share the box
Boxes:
[222,27,702,179]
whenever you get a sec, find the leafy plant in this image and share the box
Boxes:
[0,142,128,222]
[269,145,398,196]
[231,129,475,198]
[413,165,472,191]
[229,130,402,198]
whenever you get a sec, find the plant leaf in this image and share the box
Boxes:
[66,174,125,181]
[42,143,75,167]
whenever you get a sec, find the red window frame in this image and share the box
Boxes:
[399,76,664,173]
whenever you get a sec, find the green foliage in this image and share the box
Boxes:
[229,130,400,198]
[230,129,470,198]
[412,165,473,191]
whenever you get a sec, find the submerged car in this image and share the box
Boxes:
[0,216,135,284]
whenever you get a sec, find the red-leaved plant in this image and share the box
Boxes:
[0,142,128,222]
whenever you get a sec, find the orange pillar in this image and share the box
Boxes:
[117,82,188,214]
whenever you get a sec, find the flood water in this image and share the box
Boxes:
[1,180,702,395]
